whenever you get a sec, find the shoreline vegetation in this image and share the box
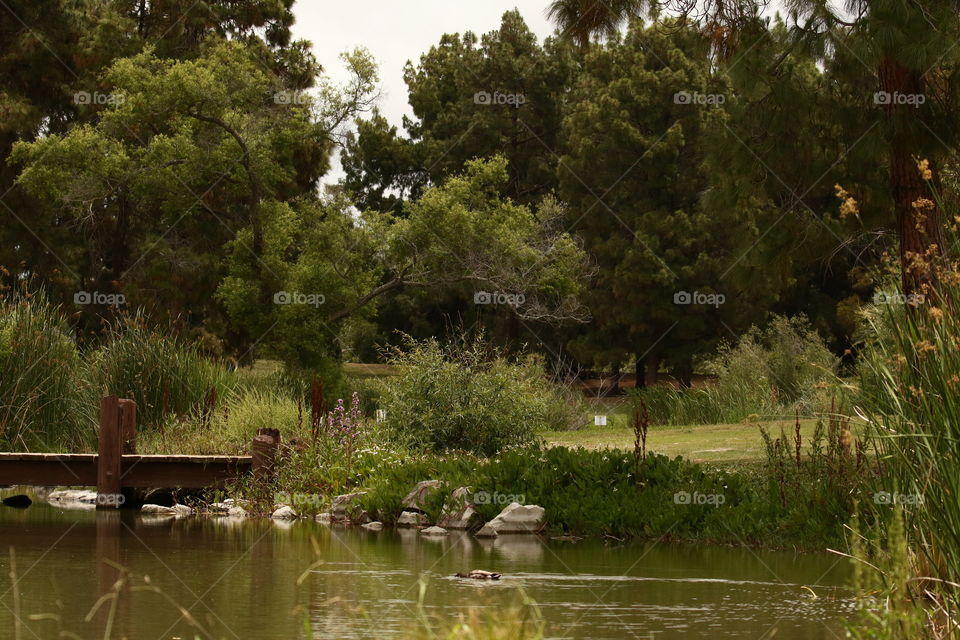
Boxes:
[3,284,956,635]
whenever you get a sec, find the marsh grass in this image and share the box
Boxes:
[408,580,545,640]
[87,316,238,431]
[0,295,92,450]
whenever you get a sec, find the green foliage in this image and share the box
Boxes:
[845,507,931,640]
[0,294,91,450]
[558,19,773,379]
[634,315,837,424]
[756,415,864,543]
[854,230,960,622]
[374,335,579,455]
[353,445,844,544]
[87,318,236,430]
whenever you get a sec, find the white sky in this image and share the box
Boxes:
[291,2,556,182]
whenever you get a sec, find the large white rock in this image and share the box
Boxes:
[420,526,448,536]
[330,492,368,520]
[172,504,194,517]
[272,505,298,519]
[396,511,429,527]
[141,504,176,515]
[361,521,384,531]
[47,489,98,504]
[438,487,481,530]
[401,480,442,511]
[227,506,249,518]
[475,503,545,537]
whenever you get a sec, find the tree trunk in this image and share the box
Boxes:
[878,56,944,294]
[634,358,646,389]
[644,352,660,387]
[607,363,621,397]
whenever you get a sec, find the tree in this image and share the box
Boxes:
[559,21,773,386]
[546,0,644,47]
[342,10,578,210]
[217,156,588,372]
[549,0,960,294]
[10,40,371,352]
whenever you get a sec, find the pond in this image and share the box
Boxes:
[0,489,853,639]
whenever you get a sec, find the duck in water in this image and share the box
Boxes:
[454,570,501,580]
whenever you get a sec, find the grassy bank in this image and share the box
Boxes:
[545,418,830,464]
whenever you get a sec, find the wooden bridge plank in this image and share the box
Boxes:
[0,454,252,488]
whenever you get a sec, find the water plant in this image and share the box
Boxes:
[0,293,92,450]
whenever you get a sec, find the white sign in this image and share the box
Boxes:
[594,415,607,426]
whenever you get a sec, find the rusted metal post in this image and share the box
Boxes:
[97,395,122,509]
[251,428,280,486]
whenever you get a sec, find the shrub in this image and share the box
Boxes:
[350,445,843,545]
[0,295,91,450]
[373,336,574,455]
[633,315,837,425]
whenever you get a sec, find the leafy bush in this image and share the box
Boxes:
[87,317,237,430]
[634,315,837,425]
[374,336,577,455]
[0,295,91,450]
[349,445,847,545]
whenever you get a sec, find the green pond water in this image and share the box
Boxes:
[0,489,853,639]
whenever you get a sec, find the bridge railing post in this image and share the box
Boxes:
[119,399,137,454]
[251,428,281,499]
[97,395,122,509]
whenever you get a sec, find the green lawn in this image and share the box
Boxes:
[544,418,836,464]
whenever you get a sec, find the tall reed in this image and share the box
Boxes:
[855,214,960,628]
[0,294,92,450]
[86,316,237,430]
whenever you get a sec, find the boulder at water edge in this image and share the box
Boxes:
[330,492,368,522]
[272,505,298,519]
[401,480,442,512]
[397,510,429,527]
[420,526,448,536]
[362,521,384,531]
[475,503,545,537]
[141,504,177,515]
[437,487,481,530]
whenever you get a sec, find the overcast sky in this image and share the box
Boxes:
[291,2,556,182]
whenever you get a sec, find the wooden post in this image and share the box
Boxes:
[118,399,137,455]
[97,395,122,509]
[251,428,280,485]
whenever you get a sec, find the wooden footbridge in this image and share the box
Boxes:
[0,396,281,508]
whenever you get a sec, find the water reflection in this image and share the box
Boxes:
[0,489,853,639]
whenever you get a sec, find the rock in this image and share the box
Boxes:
[330,492,368,522]
[361,521,384,531]
[396,511,429,528]
[141,504,177,515]
[172,504,194,517]
[401,480,442,512]
[272,505,298,519]
[227,506,249,518]
[420,526,448,536]
[438,487,481,530]
[316,512,333,525]
[475,503,545,536]
[1,495,31,509]
[47,489,98,504]
[209,502,230,513]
